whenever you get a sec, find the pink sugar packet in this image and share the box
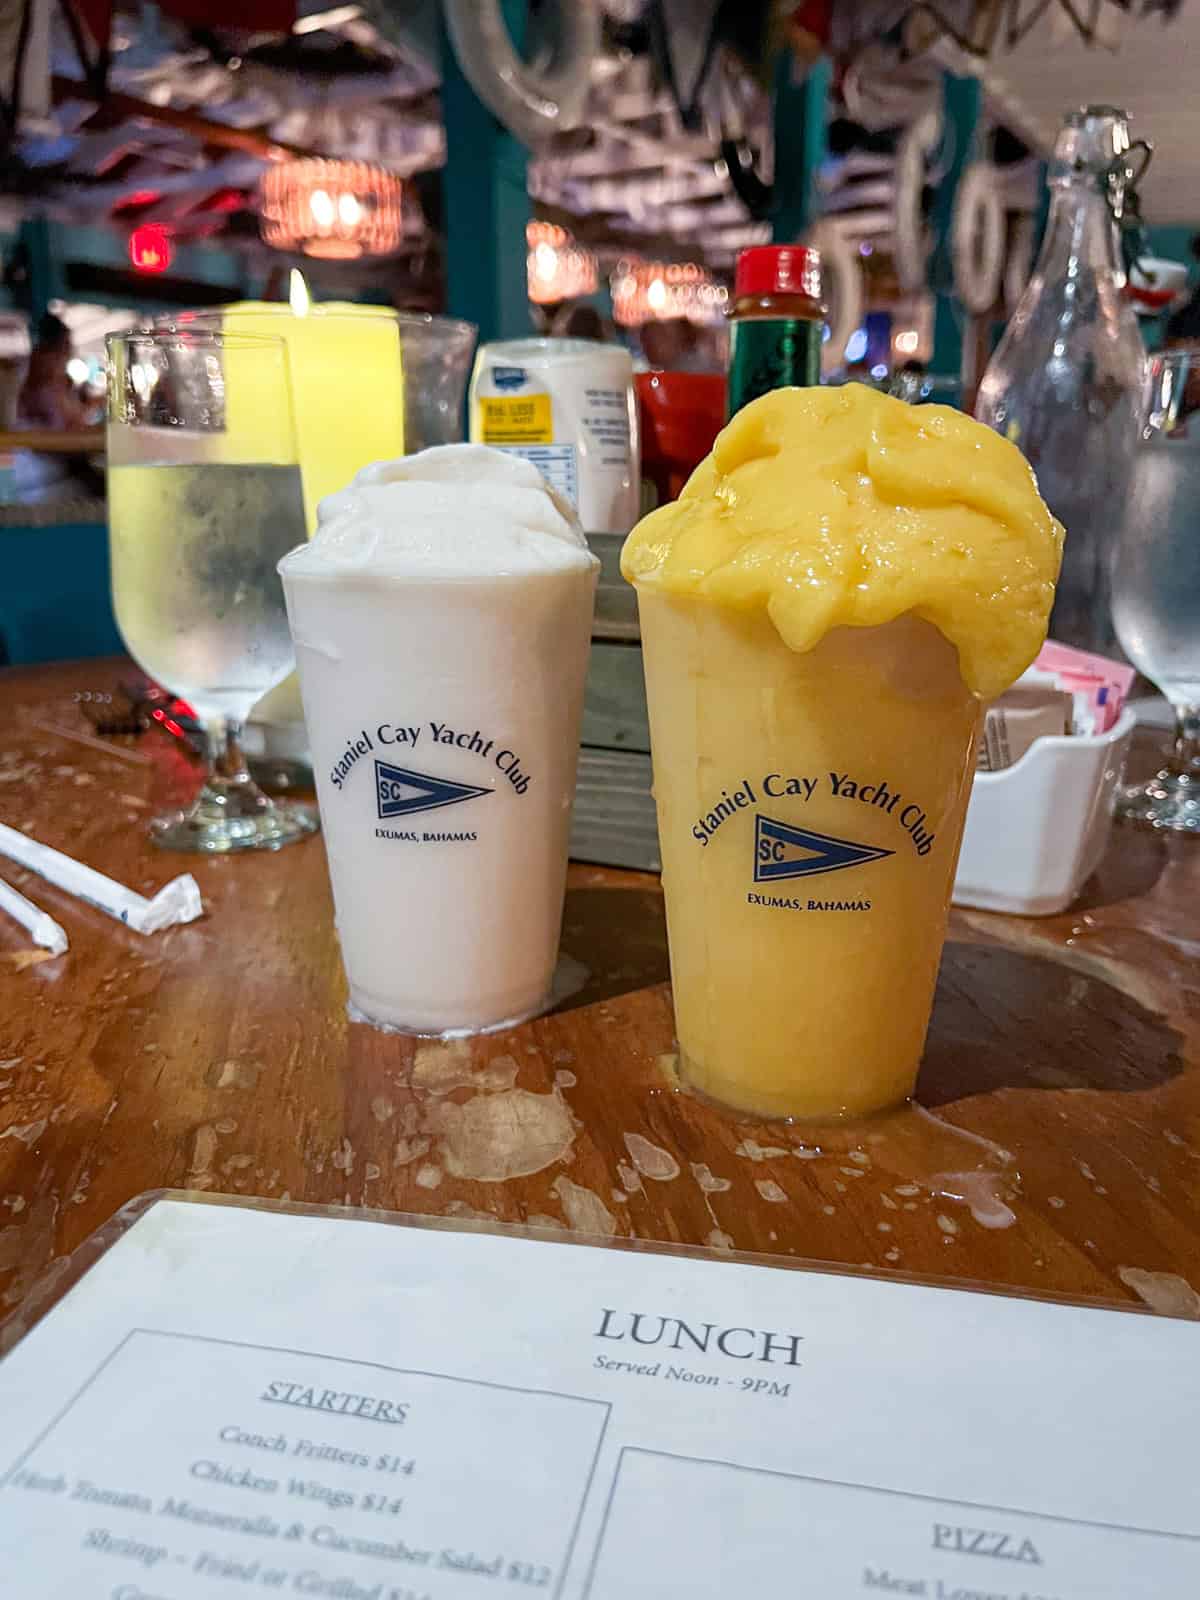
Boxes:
[1022,641,1136,735]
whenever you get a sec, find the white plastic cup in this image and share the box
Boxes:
[281,562,596,1034]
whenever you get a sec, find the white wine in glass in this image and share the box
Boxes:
[106,329,318,852]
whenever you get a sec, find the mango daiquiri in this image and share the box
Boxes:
[622,384,1063,1119]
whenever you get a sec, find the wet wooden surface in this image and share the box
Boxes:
[2,658,1199,1322]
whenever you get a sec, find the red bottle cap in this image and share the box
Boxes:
[734,245,822,301]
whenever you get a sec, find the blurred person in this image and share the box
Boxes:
[18,312,91,430]
[640,318,712,372]
[692,320,729,373]
[15,313,101,504]
[552,302,609,342]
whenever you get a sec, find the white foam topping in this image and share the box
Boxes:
[279,444,597,580]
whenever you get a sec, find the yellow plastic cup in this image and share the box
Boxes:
[636,593,980,1120]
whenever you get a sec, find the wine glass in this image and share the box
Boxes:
[106,328,319,852]
[1112,350,1200,832]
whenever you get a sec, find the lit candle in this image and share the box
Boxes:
[220,274,407,733]
[223,273,406,531]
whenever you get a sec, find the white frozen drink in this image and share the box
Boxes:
[279,445,598,1034]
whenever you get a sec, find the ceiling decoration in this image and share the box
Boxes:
[7,2,776,274]
[610,258,728,324]
[528,47,772,267]
[808,0,1184,64]
[8,0,441,256]
[2,0,1196,294]
[442,0,600,145]
[526,221,598,305]
[903,0,1185,58]
[260,155,402,256]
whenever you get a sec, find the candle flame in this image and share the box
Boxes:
[289,268,312,317]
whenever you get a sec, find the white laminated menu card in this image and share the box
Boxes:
[1,1194,1199,1597]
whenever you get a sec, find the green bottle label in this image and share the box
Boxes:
[727,318,822,416]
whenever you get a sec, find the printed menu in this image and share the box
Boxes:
[1,1197,1198,1597]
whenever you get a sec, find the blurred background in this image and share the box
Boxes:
[0,0,1196,662]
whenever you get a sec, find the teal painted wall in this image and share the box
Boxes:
[0,218,253,319]
[57,221,247,291]
[440,1,532,343]
[1146,225,1198,276]
[772,55,831,241]
[0,216,408,326]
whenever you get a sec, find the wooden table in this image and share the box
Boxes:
[2,659,1199,1324]
[0,428,105,454]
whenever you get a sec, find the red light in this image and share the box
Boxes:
[114,189,164,211]
[151,706,188,742]
[129,225,172,274]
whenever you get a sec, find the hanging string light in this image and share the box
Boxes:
[526,221,598,304]
[611,259,728,326]
[260,159,403,260]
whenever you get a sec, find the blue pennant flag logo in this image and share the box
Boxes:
[375,760,492,821]
[754,814,894,883]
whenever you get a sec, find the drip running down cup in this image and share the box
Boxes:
[279,445,598,1034]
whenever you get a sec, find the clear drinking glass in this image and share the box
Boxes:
[106,329,319,852]
[393,311,477,450]
[177,304,476,465]
[1113,350,1200,832]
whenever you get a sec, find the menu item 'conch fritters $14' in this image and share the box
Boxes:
[621,384,1064,1120]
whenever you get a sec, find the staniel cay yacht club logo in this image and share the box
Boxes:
[753,815,893,883]
[375,760,491,821]
[323,721,533,837]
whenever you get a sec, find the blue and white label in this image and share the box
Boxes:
[753,815,894,883]
[324,719,532,846]
[375,761,492,821]
[686,769,946,915]
[691,772,937,861]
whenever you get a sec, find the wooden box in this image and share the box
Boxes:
[570,533,660,871]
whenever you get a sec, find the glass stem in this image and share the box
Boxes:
[213,717,251,788]
[1171,703,1200,777]
[201,715,270,818]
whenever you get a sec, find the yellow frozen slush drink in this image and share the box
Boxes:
[622,384,1063,1120]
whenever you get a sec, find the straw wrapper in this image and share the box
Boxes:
[0,822,203,935]
[0,876,68,955]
